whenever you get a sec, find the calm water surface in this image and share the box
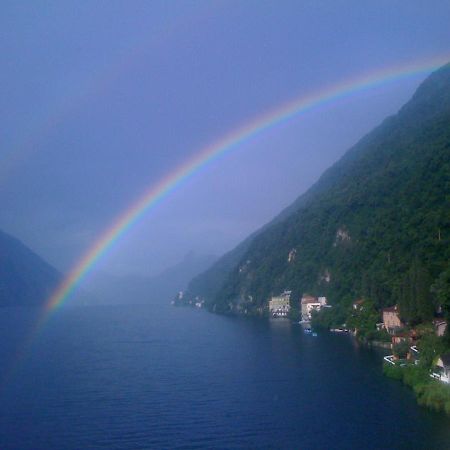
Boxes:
[0,302,449,449]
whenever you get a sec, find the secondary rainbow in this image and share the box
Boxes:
[45,55,450,316]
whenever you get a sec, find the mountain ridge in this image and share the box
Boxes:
[184,62,450,315]
[0,229,61,306]
[85,251,217,305]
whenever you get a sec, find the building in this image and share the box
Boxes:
[434,319,447,337]
[269,291,291,317]
[352,299,365,310]
[382,305,403,334]
[301,295,327,321]
[391,333,412,346]
[432,353,450,383]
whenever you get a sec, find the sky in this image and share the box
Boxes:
[1,1,450,279]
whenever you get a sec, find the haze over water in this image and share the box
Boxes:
[1,303,450,450]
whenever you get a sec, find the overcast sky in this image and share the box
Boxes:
[1,1,450,278]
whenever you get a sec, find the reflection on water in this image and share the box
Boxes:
[0,304,449,450]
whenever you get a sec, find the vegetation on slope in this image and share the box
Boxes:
[185,63,450,318]
[383,330,450,415]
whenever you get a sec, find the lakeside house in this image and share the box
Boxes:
[382,305,404,335]
[352,299,365,311]
[269,290,291,317]
[391,333,410,346]
[431,353,450,384]
[434,319,447,337]
[301,295,328,321]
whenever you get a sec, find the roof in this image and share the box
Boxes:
[392,332,409,338]
[382,306,398,313]
[353,299,365,305]
[301,296,318,304]
[270,296,289,302]
[433,319,447,326]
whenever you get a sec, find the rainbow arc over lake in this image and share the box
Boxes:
[44,55,450,320]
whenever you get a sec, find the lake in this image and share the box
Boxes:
[0,302,449,449]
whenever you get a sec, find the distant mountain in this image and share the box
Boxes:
[85,251,217,305]
[186,149,325,304]
[185,62,450,315]
[0,230,61,306]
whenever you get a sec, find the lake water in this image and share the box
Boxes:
[1,302,450,449]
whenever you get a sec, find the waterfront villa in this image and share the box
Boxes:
[382,305,403,334]
[269,291,291,317]
[434,319,447,337]
[431,353,450,384]
[301,295,328,321]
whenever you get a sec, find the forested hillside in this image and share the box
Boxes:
[185,63,450,316]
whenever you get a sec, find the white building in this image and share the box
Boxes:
[269,291,291,317]
[431,354,450,384]
[301,295,328,321]
[434,319,447,337]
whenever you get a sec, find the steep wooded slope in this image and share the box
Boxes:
[186,63,450,314]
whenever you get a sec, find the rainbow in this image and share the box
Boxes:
[1,56,449,391]
[39,56,450,321]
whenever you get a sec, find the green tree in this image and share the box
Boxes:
[393,340,410,359]
[431,268,450,344]
[346,299,380,340]
[431,268,450,314]
[399,259,434,325]
[417,333,446,369]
